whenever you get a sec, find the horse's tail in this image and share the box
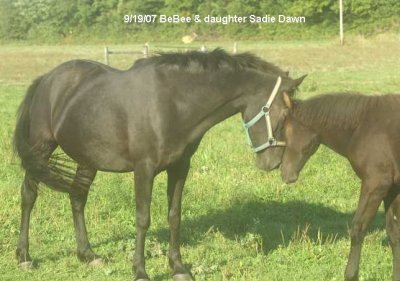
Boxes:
[13,76,80,192]
[13,76,43,164]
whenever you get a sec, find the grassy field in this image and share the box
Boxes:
[0,35,399,280]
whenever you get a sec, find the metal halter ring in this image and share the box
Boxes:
[262,106,270,113]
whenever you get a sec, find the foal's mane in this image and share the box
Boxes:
[132,48,287,76]
[293,93,400,130]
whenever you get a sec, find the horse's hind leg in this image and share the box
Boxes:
[16,139,57,268]
[68,165,99,264]
[344,178,391,281]
[384,186,400,281]
[16,175,38,268]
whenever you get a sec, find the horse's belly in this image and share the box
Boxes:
[55,126,137,172]
[64,143,136,172]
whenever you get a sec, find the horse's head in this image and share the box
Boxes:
[241,74,307,171]
[280,97,320,183]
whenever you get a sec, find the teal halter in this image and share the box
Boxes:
[243,76,286,153]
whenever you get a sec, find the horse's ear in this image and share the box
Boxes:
[283,92,292,109]
[294,74,307,87]
[280,74,307,96]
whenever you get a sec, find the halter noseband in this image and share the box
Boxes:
[243,76,286,153]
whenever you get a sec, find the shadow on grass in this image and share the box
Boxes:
[87,199,386,255]
[157,200,386,253]
[30,200,386,280]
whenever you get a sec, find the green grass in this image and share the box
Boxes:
[0,36,400,280]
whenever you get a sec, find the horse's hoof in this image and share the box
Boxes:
[19,261,34,269]
[173,273,193,281]
[135,279,150,281]
[89,258,104,267]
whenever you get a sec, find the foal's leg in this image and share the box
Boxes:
[345,179,391,281]
[16,175,38,268]
[69,165,99,264]
[167,158,192,281]
[133,162,155,281]
[384,186,400,281]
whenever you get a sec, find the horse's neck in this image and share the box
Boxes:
[317,128,354,157]
[292,104,354,157]
[186,71,251,107]
[180,72,254,141]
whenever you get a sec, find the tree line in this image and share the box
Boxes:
[0,0,398,43]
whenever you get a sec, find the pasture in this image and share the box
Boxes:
[0,35,399,280]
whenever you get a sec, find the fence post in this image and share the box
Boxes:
[143,43,149,58]
[339,0,344,45]
[104,46,109,65]
[233,42,238,54]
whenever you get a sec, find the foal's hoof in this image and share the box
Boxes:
[173,273,193,281]
[19,261,34,270]
[89,258,104,267]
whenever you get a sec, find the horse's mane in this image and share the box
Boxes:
[293,93,400,130]
[132,48,287,76]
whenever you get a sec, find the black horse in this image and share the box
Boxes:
[14,49,305,280]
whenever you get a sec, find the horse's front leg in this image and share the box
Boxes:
[133,162,155,281]
[167,158,193,281]
[69,165,100,264]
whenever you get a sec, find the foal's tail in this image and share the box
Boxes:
[13,76,78,192]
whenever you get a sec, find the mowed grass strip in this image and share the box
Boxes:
[0,36,399,280]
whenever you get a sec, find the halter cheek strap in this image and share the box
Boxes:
[243,76,286,153]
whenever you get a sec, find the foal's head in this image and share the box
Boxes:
[280,97,320,183]
[242,75,307,171]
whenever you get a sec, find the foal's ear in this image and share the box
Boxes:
[283,92,292,109]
